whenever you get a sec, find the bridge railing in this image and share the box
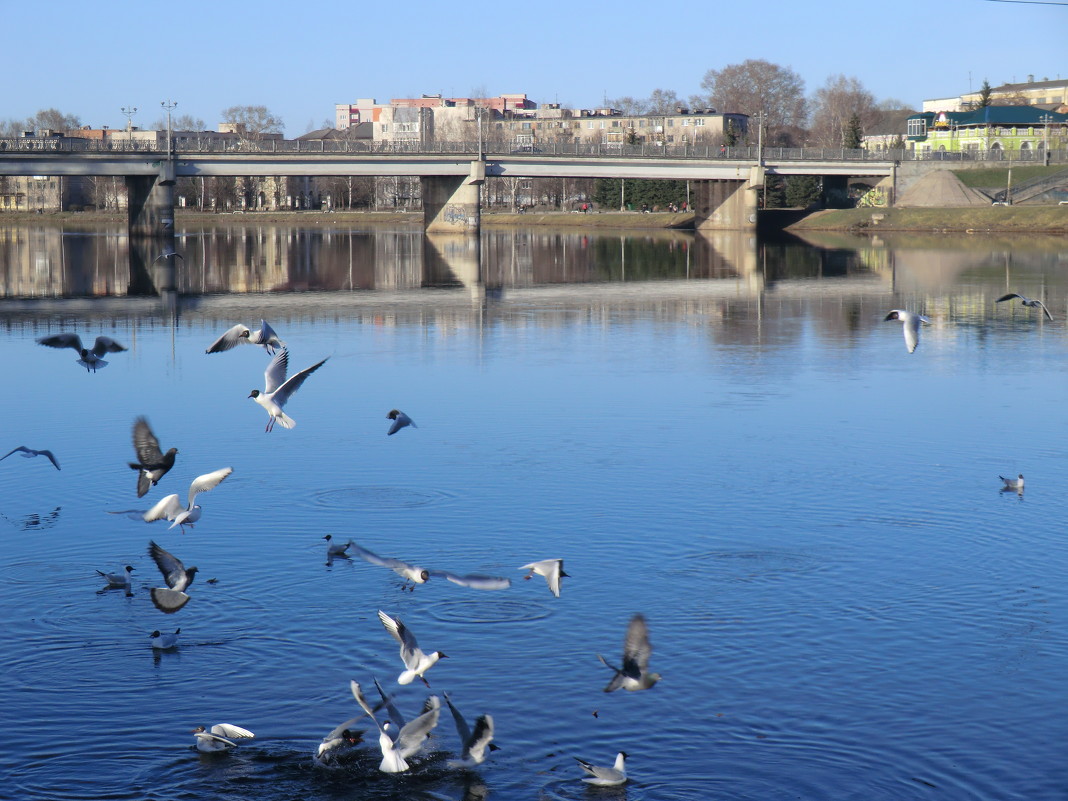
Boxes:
[0,137,1065,164]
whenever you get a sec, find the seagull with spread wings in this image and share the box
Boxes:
[147,540,198,613]
[206,319,285,355]
[128,417,178,498]
[597,613,661,692]
[248,348,328,432]
[1,445,60,471]
[143,467,232,533]
[37,332,127,372]
[996,293,1054,321]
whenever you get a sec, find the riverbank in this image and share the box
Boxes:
[2,206,1064,234]
[786,206,1068,235]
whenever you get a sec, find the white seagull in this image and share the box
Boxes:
[248,348,328,432]
[150,628,180,650]
[192,723,254,754]
[128,417,178,498]
[1,445,61,471]
[323,534,353,559]
[519,559,568,598]
[444,693,498,768]
[378,610,448,686]
[37,332,127,371]
[148,540,198,613]
[598,613,661,692]
[575,751,628,786]
[351,680,441,773]
[884,310,930,354]
[143,467,232,533]
[1000,473,1025,491]
[996,293,1053,321]
[206,320,285,355]
[387,409,417,436]
[348,541,430,590]
[314,720,364,768]
[96,564,135,594]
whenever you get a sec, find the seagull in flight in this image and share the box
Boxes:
[996,293,1053,321]
[387,409,417,436]
[883,310,930,354]
[148,540,198,613]
[192,723,254,754]
[348,541,430,590]
[575,751,628,786]
[598,613,661,692]
[427,569,512,591]
[1,445,60,471]
[519,559,568,598]
[37,333,127,371]
[248,348,328,432]
[444,693,498,768]
[152,249,184,264]
[128,417,178,498]
[206,320,285,355]
[96,564,135,595]
[1000,473,1025,492]
[378,610,448,686]
[143,467,232,533]
[351,680,441,773]
[149,628,180,650]
[314,716,365,767]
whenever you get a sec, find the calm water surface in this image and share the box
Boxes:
[0,222,1066,801]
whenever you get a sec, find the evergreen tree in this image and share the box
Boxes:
[844,113,863,149]
[723,119,737,147]
[762,176,786,209]
[785,176,821,208]
[977,80,993,109]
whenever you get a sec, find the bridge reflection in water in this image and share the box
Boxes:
[0,223,1062,350]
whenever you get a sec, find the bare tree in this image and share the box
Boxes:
[809,75,877,147]
[647,89,683,114]
[26,108,82,133]
[698,59,806,144]
[0,118,25,137]
[220,105,285,141]
[606,96,650,114]
[151,113,206,131]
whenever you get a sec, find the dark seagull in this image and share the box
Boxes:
[1,445,60,471]
[37,333,127,372]
[597,613,661,692]
[147,539,198,613]
[995,293,1053,321]
[128,417,178,498]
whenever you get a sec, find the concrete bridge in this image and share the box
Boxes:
[0,138,899,243]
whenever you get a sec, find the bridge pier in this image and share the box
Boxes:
[126,163,177,285]
[422,161,485,233]
[692,167,763,231]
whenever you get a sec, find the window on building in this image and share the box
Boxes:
[907,118,926,137]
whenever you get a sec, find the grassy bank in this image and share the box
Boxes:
[787,206,1068,235]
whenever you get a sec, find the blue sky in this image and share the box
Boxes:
[6,0,1065,133]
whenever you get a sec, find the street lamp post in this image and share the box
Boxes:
[161,99,177,157]
[1040,114,1052,165]
[121,106,137,147]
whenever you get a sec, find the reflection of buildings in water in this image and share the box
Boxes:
[0,225,131,298]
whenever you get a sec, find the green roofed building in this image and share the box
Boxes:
[906,106,1068,160]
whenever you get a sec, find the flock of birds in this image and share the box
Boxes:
[11,295,1048,789]
[15,317,647,788]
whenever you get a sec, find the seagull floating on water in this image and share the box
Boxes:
[96,564,134,594]
[884,310,930,354]
[444,693,498,768]
[143,467,232,533]
[598,613,661,692]
[1000,473,1025,491]
[148,540,198,613]
[150,628,180,650]
[352,680,441,773]
[249,348,328,432]
[378,610,448,686]
[323,534,353,559]
[575,751,628,786]
[387,409,416,436]
[206,319,285,355]
[192,723,254,754]
[37,333,127,371]
[1,445,60,471]
[519,559,568,598]
[996,293,1053,321]
[348,541,430,590]
[128,417,178,498]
